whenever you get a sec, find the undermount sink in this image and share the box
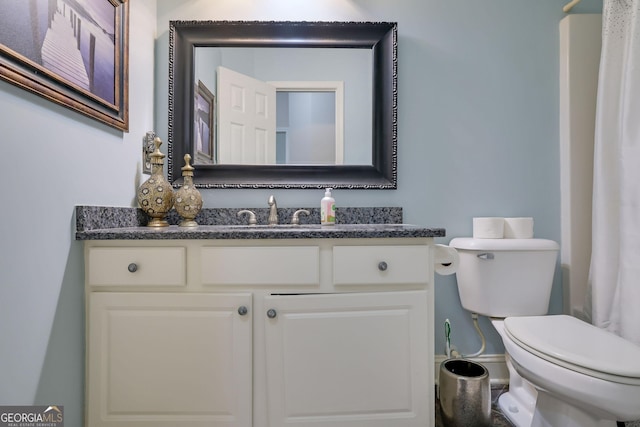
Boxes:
[225,223,414,230]
[228,224,323,229]
[204,223,437,239]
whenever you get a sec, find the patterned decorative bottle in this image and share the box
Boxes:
[174,154,203,227]
[137,137,174,227]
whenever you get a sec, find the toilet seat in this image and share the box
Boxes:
[504,315,640,385]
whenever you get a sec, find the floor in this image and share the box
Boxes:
[435,385,640,427]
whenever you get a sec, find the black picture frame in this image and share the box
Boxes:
[168,21,397,189]
[0,0,129,131]
[194,80,215,164]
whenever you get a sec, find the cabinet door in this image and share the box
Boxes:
[263,291,430,427]
[87,292,252,427]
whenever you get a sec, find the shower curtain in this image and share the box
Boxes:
[587,0,640,345]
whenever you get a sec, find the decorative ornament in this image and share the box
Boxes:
[137,137,174,227]
[174,154,203,227]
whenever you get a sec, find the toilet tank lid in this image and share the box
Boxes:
[449,237,559,251]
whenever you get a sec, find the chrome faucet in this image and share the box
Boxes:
[291,209,310,225]
[268,195,278,225]
[237,209,257,226]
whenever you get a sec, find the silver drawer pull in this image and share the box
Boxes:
[378,261,388,271]
[238,306,248,316]
[267,309,277,319]
[127,263,138,273]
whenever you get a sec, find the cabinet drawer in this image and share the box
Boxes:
[88,247,186,287]
[333,245,429,285]
[201,246,319,286]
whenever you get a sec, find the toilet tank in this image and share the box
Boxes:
[449,238,559,317]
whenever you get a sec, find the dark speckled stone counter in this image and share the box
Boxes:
[76,206,445,240]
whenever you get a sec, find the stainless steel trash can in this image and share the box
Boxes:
[438,358,491,427]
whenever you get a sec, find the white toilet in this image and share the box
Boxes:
[449,237,640,427]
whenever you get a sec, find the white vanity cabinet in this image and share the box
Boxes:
[87,292,253,427]
[84,238,435,427]
[263,291,429,427]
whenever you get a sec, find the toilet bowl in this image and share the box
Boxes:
[491,319,538,427]
[502,315,640,427]
[492,316,640,427]
[449,238,640,427]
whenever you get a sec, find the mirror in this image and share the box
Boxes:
[195,50,366,166]
[168,21,397,189]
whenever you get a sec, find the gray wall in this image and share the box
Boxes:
[155,0,601,356]
[0,0,602,424]
[0,1,157,425]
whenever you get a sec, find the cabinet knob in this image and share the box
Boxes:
[266,309,277,319]
[127,263,138,273]
[238,306,248,316]
[378,261,388,271]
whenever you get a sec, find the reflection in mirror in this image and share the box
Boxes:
[194,48,369,166]
[276,89,343,166]
[168,21,397,189]
[194,80,215,164]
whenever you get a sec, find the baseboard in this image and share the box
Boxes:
[434,353,508,385]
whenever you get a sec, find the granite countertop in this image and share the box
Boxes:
[75,206,446,240]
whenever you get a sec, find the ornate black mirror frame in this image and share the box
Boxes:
[168,21,397,189]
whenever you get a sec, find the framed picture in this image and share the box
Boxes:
[0,0,129,131]
[194,80,215,164]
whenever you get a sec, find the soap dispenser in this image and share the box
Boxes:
[320,188,336,225]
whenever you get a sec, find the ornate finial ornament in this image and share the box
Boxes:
[137,137,175,227]
[174,153,203,227]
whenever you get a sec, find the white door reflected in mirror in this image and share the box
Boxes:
[216,66,277,165]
